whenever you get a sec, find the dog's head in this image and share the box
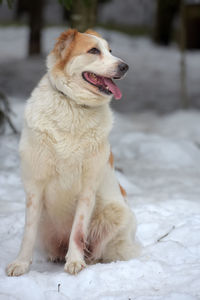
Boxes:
[47,29,129,107]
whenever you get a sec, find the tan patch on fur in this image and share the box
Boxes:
[53,28,98,70]
[119,184,127,197]
[26,199,32,208]
[53,28,78,59]
[80,214,84,221]
[74,219,85,252]
[26,193,34,208]
[85,29,102,38]
[109,151,114,168]
[82,197,90,206]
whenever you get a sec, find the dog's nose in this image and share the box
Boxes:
[118,62,129,75]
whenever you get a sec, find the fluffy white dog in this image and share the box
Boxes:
[6,29,139,276]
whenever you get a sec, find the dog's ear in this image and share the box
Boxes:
[53,28,78,58]
[85,29,102,38]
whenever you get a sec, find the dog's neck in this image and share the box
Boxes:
[25,74,113,138]
[47,73,90,110]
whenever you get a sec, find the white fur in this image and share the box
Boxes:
[6,32,139,276]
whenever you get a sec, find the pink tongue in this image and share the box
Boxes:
[103,78,122,100]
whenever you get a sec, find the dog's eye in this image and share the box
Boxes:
[88,48,101,55]
[109,49,112,53]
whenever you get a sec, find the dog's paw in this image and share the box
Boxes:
[6,260,30,276]
[64,259,86,275]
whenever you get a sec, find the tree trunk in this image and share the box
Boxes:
[28,0,44,56]
[184,5,200,49]
[180,1,188,109]
[154,0,180,45]
[70,0,98,32]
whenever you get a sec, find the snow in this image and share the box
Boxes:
[1,101,200,299]
[0,26,200,300]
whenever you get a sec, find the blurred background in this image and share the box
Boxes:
[1,2,200,294]
[0,0,200,132]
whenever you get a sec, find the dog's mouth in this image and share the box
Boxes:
[82,71,122,100]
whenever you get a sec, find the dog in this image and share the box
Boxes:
[6,29,139,276]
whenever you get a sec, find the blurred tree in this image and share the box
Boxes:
[70,0,98,32]
[1,0,109,55]
[184,4,200,49]
[154,0,181,45]
[15,0,44,55]
[0,0,44,55]
[0,0,14,9]
[179,0,188,108]
[60,0,111,32]
[28,0,44,55]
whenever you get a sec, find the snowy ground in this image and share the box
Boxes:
[0,99,200,299]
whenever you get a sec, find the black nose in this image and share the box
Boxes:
[118,62,129,75]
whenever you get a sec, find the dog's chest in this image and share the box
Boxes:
[44,128,102,219]
[51,127,102,189]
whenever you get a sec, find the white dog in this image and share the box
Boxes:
[6,29,139,276]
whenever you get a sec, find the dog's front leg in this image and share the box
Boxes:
[64,189,95,275]
[6,182,43,276]
[64,146,108,275]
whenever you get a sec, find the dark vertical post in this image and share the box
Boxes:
[28,0,44,56]
[180,0,188,108]
[154,0,181,45]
